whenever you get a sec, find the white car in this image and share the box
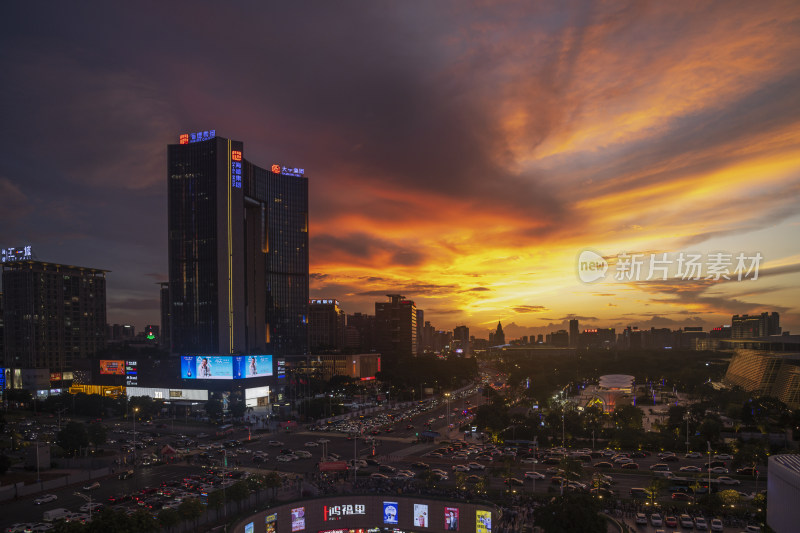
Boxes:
[716,476,740,485]
[520,457,538,464]
[685,452,703,458]
[82,482,100,491]
[304,441,319,447]
[79,503,103,512]
[268,440,284,447]
[708,466,728,474]
[713,454,733,461]
[524,471,545,480]
[34,494,58,505]
[695,517,708,530]
[635,513,647,525]
[452,464,470,472]
[293,450,312,458]
[710,518,724,532]
[468,462,486,470]
[650,513,663,526]
[276,454,294,462]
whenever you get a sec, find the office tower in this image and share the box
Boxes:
[159,281,171,351]
[732,312,781,339]
[345,312,376,353]
[308,299,345,352]
[550,330,569,347]
[454,325,470,355]
[421,320,435,354]
[493,321,505,345]
[375,294,417,365]
[168,131,309,356]
[416,309,424,356]
[1,261,106,370]
[569,319,579,347]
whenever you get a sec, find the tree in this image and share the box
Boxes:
[178,498,205,530]
[263,471,283,501]
[230,400,246,419]
[207,490,225,513]
[57,421,89,456]
[205,399,223,420]
[158,508,181,533]
[228,481,251,511]
[534,493,605,533]
[613,405,643,430]
[129,509,160,533]
[87,423,107,451]
[647,476,668,506]
[0,454,11,475]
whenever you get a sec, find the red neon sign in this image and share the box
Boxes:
[231,150,242,161]
[179,134,189,144]
[271,164,281,174]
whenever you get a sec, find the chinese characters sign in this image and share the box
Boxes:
[578,249,763,283]
[179,130,216,144]
[271,164,305,177]
[324,504,366,521]
[1,246,32,263]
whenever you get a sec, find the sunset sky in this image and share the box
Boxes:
[2,1,799,339]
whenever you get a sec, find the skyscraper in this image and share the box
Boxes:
[168,131,309,356]
[375,294,417,365]
[569,319,579,348]
[493,321,505,346]
[1,261,106,371]
[732,312,781,339]
[308,299,345,352]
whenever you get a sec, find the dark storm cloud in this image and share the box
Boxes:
[512,305,548,313]
[311,233,426,267]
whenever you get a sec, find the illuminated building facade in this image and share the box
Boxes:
[375,294,417,364]
[168,131,309,356]
[1,261,107,372]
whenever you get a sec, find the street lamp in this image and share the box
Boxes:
[133,407,139,468]
[445,393,451,433]
[74,491,94,520]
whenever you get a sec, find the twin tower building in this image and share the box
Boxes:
[167,131,309,358]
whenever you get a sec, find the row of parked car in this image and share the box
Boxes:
[634,512,760,532]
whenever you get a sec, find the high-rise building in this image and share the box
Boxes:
[1,261,106,371]
[416,309,424,356]
[308,299,345,352]
[167,131,309,356]
[569,319,579,348]
[345,312,375,353]
[159,282,171,351]
[732,312,781,339]
[493,322,505,346]
[453,325,470,355]
[375,294,417,364]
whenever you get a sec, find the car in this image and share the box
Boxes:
[744,526,761,533]
[34,495,58,505]
[268,440,284,447]
[520,457,538,464]
[504,478,524,486]
[650,513,663,526]
[594,461,613,468]
[709,460,727,468]
[736,466,758,475]
[665,516,678,528]
[680,466,703,473]
[685,452,703,458]
[118,470,134,480]
[379,465,397,474]
[635,513,647,525]
[672,492,692,501]
[452,464,470,472]
[370,473,389,480]
[79,503,103,513]
[304,441,319,447]
[468,462,485,471]
[713,454,733,461]
[83,482,100,491]
[716,476,740,485]
[694,517,708,530]
[276,455,294,462]
[708,467,728,474]
[465,474,482,483]
[411,462,430,469]
[662,454,680,462]
[524,471,545,480]
[621,462,639,469]
[317,438,330,444]
[650,463,670,471]
[679,514,694,528]
[710,518,723,532]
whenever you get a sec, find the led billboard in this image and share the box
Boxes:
[476,511,491,533]
[99,360,125,375]
[233,355,273,378]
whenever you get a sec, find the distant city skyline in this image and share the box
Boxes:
[2,2,799,337]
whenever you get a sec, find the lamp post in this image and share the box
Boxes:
[707,441,712,499]
[561,415,565,448]
[133,407,139,468]
[685,413,690,455]
[74,491,94,520]
[445,393,451,433]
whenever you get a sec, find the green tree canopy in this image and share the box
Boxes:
[57,421,89,456]
[534,493,605,533]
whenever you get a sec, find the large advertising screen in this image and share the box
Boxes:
[476,511,491,533]
[414,504,429,528]
[291,507,305,532]
[233,355,273,378]
[445,507,459,531]
[244,522,254,533]
[181,355,273,380]
[266,513,277,533]
[383,502,398,525]
[99,360,125,375]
